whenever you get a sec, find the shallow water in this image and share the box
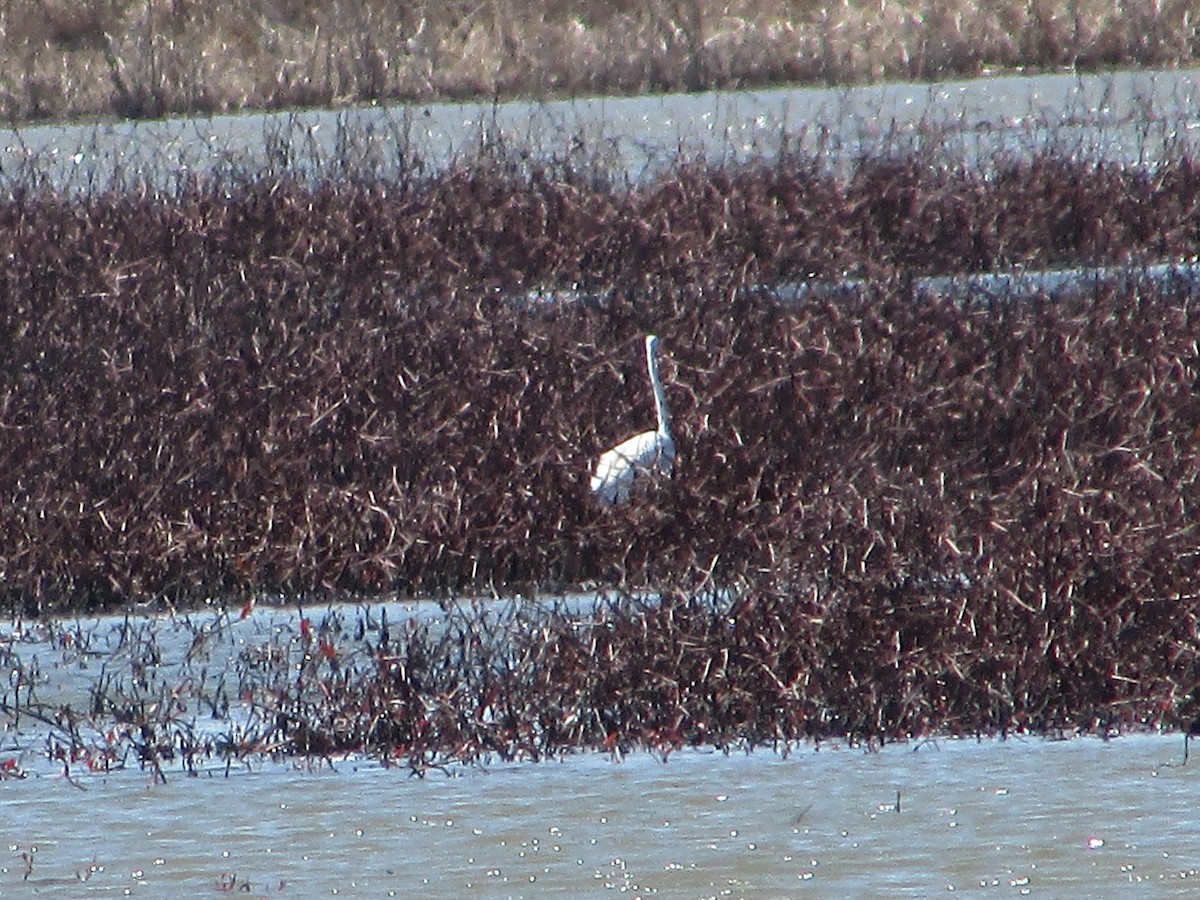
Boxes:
[3,69,1198,190]
[1,606,1198,897]
[2,732,1197,897]
[529,260,1200,310]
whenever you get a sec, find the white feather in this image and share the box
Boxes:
[590,334,676,505]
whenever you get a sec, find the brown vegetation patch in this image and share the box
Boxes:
[1,146,1200,756]
[1,150,1199,613]
[16,577,1200,776]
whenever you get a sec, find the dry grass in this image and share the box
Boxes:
[2,145,1200,614]
[2,117,1200,759]
[0,1,1197,123]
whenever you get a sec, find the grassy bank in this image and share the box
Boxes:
[2,1,1198,123]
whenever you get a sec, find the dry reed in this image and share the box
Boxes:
[1,1,1197,123]
[2,135,1200,763]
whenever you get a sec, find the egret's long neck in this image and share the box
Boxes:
[647,340,671,439]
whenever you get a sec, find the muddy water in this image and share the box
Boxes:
[1,605,1198,898]
[2,732,1197,897]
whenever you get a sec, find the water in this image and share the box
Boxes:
[1,606,1197,897]
[2,732,1197,896]
[522,261,1200,310]
[2,69,1198,190]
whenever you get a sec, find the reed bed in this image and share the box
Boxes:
[2,1,1198,123]
[10,567,1200,778]
[2,142,1200,760]
[1,148,1199,613]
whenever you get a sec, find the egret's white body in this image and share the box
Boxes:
[590,334,676,505]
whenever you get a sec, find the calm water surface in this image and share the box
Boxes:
[1,606,1198,896]
[4,69,1199,189]
[2,702,1198,896]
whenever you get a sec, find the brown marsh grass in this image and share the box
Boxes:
[1,1,1197,123]
[3,139,1200,762]
[1,144,1199,615]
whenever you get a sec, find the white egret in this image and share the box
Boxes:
[590,334,676,505]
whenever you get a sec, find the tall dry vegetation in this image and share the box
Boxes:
[1,148,1199,616]
[0,0,1197,122]
[3,141,1200,755]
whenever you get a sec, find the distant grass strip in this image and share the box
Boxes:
[1,0,1197,123]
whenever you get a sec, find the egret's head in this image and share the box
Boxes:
[645,334,659,357]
